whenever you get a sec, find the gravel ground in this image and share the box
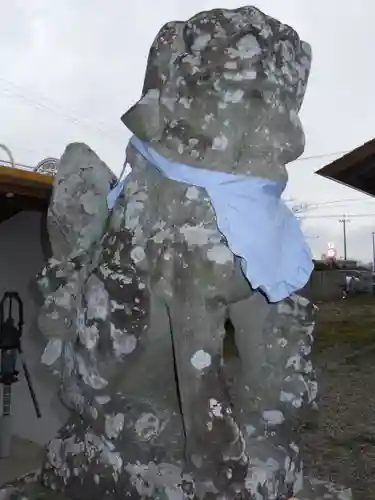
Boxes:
[295,296,375,499]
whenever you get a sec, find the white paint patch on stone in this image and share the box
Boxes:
[307,380,318,403]
[186,186,200,200]
[245,424,256,437]
[86,277,109,320]
[286,354,302,371]
[245,466,268,493]
[81,190,100,215]
[280,390,303,409]
[212,134,229,151]
[105,413,125,439]
[90,406,98,420]
[130,246,146,264]
[224,61,237,70]
[242,69,257,80]
[76,354,108,389]
[262,410,285,425]
[223,89,244,103]
[206,245,233,265]
[125,462,185,499]
[111,299,124,312]
[152,228,172,244]
[179,226,217,246]
[179,97,191,109]
[280,391,294,403]
[95,395,111,405]
[277,337,288,348]
[223,71,242,82]
[191,350,211,370]
[103,450,123,477]
[110,324,137,357]
[41,339,62,366]
[134,413,161,441]
[236,34,261,58]
[79,324,99,350]
[191,33,211,51]
[209,398,223,418]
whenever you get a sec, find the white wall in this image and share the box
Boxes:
[0,211,68,445]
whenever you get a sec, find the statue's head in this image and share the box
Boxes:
[122,6,311,178]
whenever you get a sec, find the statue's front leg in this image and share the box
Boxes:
[228,293,317,499]
[167,297,248,493]
[153,237,249,498]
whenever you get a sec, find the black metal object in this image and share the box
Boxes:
[0,291,41,419]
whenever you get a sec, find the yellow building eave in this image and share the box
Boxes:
[0,165,53,199]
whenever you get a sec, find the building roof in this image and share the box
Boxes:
[0,164,53,199]
[0,165,53,224]
[316,138,375,197]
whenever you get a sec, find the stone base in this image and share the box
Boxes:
[0,474,353,500]
[0,472,69,500]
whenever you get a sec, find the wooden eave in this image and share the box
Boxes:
[0,166,53,224]
[316,138,375,197]
[0,165,53,199]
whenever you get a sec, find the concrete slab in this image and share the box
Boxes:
[0,435,43,486]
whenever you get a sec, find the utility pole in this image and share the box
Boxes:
[372,232,375,272]
[338,216,351,261]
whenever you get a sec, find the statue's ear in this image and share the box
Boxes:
[47,143,116,260]
[121,21,185,140]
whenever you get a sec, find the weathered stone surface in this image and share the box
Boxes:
[0,6,351,500]
[122,5,311,180]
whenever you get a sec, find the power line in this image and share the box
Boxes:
[0,75,115,132]
[302,213,375,219]
[0,79,125,144]
[307,197,375,207]
[286,197,375,210]
[294,150,350,162]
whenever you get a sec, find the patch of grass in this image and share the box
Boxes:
[315,319,375,351]
[314,296,375,352]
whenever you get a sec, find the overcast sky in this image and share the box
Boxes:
[1,0,375,262]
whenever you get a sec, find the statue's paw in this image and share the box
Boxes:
[48,143,116,260]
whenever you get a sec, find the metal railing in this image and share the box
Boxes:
[0,146,57,175]
[0,144,15,169]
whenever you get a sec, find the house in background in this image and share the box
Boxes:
[0,160,68,451]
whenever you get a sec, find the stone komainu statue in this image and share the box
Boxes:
[0,6,352,500]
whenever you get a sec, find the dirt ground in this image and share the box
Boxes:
[295,295,375,499]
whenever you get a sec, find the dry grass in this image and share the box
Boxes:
[313,295,375,353]
[299,295,375,499]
